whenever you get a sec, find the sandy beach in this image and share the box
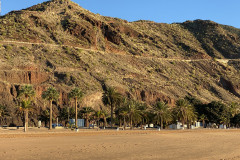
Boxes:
[0,128,240,160]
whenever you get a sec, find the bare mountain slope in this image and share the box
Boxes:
[0,0,239,126]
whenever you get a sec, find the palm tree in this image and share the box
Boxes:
[119,110,128,130]
[94,110,101,127]
[174,99,196,129]
[39,110,50,127]
[18,85,35,100]
[18,85,35,132]
[94,110,109,128]
[115,97,128,127]
[186,106,198,128]
[127,100,142,129]
[230,102,240,117]
[100,109,108,128]
[137,103,149,129]
[140,110,151,129]
[152,101,171,129]
[58,106,75,126]
[102,87,122,127]
[42,87,59,130]
[81,107,94,128]
[19,100,33,132]
[68,88,83,129]
[199,114,208,128]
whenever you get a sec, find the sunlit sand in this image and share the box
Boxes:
[1,128,240,160]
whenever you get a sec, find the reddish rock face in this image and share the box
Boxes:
[133,89,175,106]
[0,64,49,85]
[0,71,49,84]
[0,65,50,126]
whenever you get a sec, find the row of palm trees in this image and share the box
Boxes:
[107,97,195,130]
[102,87,240,129]
[16,85,173,131]
[17,85,84,132]
[102,87,197,129]
[3,85,240,132]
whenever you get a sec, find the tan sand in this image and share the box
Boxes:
[0,128,240,160]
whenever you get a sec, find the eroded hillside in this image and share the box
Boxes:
[0,0,239,126]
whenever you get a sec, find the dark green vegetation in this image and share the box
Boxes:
[112,95,240,129]
[68,87,83,128]
[42,87,59,130]
[0,0,239,126]
[17,85,35,131]
[9,85,240,130]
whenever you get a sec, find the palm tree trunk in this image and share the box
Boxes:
[75,98,78,129]
[49,100,52,130]
[119,118,122,127]
[84,115,87,127]
[86,114,89,128]
[104,117,107,128]
[123,116,126,130]
[161,117,163,130]
[111,105,113,128]
[142,119,145,129]
[130,115,133,130]
[67,106,69,124]
[24,109,28,132]
[182,120,185,129]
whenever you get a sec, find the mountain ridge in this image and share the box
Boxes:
[1,0,240,59]
[0,0,239,126]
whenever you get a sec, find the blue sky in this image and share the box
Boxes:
[1,0,240,28]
